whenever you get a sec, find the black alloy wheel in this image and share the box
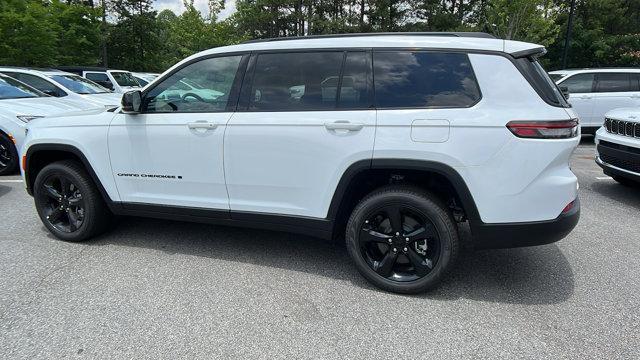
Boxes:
[359,204,441,282]
[346,186,459,294]
[39,175,86,233]
[0,134,18,175]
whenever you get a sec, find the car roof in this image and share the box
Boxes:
[550,68,640,75]
[186,32,541,59]
[0,66,76,77]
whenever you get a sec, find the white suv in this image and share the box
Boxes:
[57,67,141,93]
[595,108,640,185]
[20,33,580,293]
[549,69,640,133]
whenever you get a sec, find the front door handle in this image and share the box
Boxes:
[324,121,364,131]
[631,94,640,99]
[579,95,591,99]
[188,121,218,130]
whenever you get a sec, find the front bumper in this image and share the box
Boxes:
[470,197,580,249]
[596,141,640,183]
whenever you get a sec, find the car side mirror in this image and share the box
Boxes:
[43,89,59,97]
[559,86,570,99]
[122,90,142,113]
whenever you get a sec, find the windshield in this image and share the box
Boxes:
[548,73,566,82]
[111,71,140,87]
[0,75,44,100]
[50,74,110,94]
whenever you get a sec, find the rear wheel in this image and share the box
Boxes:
[346,186,459,294]
[34,160,113,241]
[0,133,18,176]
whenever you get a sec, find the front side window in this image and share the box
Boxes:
[373,51,481,108]
[144,56,242,113]
[595,73,633,92]
[50,74,110,94]
[249,52,345,111]
[111,72,140,87]
[560,73,595,93]
[0,75,44,99]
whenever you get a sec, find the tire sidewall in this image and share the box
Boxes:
[346,190,457,293]
[0,134,18,176]
[34,163,94,241]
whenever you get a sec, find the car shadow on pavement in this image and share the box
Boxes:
[0,184,12,198]
[80,216,574,306]
[590,181,640,209]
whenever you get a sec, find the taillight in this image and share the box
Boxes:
[506,119,579,139]
[562,200,576,214]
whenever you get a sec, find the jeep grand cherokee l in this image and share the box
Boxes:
[20,33,580,293]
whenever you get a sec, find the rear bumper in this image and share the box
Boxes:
[470,198,580,249]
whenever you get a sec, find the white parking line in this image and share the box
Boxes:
[596,176,613,180]
[0,179,23,183]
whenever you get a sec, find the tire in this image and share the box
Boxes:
[345,185,459,294]
[33,160,113,241]
[613,176,639,187]
[0,133,18,176]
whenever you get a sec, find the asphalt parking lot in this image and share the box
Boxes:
[0,137,638,359]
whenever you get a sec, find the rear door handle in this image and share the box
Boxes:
[188,121,218,130]
[579,95,592,99]
[631,94,640,99]
[324,121,364,131]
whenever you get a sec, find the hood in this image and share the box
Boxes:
[80,92,122,107]
[606,107,640,123]
[0,97,98,118]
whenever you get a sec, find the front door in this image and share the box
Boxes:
[108,54,246,210]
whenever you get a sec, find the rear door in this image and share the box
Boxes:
[224,50,375,218]
[558,73,596,126]
[593,72,640,124]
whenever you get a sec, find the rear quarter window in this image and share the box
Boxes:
[373,51,481,108]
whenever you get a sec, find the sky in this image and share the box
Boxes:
[153,0,237,20]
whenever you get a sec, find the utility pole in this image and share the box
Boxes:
[561,0,576,69]
[101,0,108,67]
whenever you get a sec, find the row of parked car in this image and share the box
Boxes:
[0,67,159,175]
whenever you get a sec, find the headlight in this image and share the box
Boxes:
[16,115,44,123]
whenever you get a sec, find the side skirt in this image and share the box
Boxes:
[112,202,334,241]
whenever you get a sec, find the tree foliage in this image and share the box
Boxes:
[0,0,638,72]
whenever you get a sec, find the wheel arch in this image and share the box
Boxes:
[25,144,115,210]
[328,159,481,239]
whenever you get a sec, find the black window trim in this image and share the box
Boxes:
[137,52,250,114]
[120,46,565,114]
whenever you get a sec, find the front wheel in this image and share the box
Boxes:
[0,133,18,175]
[346,186,459,294]
[34,160,113,241]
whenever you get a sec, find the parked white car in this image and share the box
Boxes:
[0,67,122,108]
[57,67,140,93]
[0,74,102,175]
[132,72,159,86]
[21,33,580,293]
[550,68,640,133]
[595,107,640,185]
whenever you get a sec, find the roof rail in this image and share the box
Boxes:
[243,32,496,44]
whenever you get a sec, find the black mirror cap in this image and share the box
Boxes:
[559,85,570,99]
[122,90,142,113]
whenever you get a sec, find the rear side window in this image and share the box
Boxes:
[373,51,481,108]
[248,52,346,111]
[595,73,634,92]
[560,73,595,93]
[514,58,569,107]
